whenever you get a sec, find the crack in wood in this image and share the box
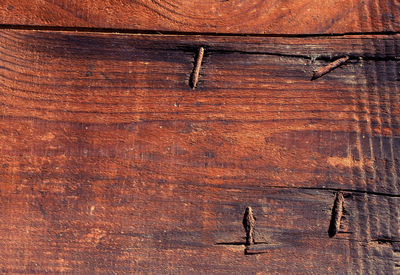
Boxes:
[0,24,399,37]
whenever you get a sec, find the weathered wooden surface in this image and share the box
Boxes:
[0,0,399,34]
[0,30,398,273]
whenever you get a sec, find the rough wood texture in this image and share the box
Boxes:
[0,30,399,273]
[0,0,399,34]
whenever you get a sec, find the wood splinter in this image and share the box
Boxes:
[311,56,349,80]
[328,192,344,237]
[190,47,204,89]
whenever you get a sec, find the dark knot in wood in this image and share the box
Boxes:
[243,206,256,246]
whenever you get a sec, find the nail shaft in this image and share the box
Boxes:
[328,192,344,237]
[190,47,204,89]
[243,206,256,246]
[312,56,349,80]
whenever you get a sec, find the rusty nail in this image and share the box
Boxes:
[328,192,344,237]
[190,47,204,89]
[311,56,349,80]
[243,206,256,246]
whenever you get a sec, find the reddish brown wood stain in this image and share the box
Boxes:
[0,6,399,273]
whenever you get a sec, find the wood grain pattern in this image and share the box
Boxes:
[0,30,399,273]
[0,0,399,34]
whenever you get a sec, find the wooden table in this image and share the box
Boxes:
[0,1,399,273]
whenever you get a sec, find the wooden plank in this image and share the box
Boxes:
[0,0,399,34]
[0,182,398,273]
[0,30,399,273]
